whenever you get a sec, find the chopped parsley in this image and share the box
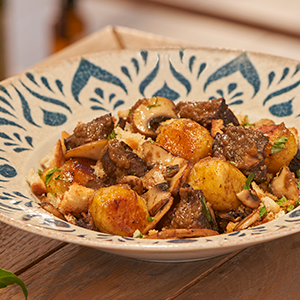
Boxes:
[45,167,62,185]
[241,115,254,127]
[229,161,237,166]
[276,195,287,206]
[149,138,155,144]
[108,130,117,141]
[286,205,294,213]
[147,97,161,109]
[136,232,143,238]
[147,216,155,222]
[128,108,131,116]
[259,206,268,217]
[244,172,255,190]
[55,175,68,182]
[271,136,288,155]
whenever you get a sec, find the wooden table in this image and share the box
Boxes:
[1,25,300,300]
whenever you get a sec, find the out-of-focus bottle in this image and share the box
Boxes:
[52,0,85,53]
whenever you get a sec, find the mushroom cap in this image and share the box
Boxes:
[131,97,177,137]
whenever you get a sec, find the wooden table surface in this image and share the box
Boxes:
[1,25,300,300]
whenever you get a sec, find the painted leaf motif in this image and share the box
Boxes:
[204,52,260,98]
[71,58,128,104]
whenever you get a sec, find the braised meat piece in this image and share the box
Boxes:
[100,139,147,184]
[213,126,269,182]
[174,98,239,130]
[168,185,218,231]
[65,113,114,150]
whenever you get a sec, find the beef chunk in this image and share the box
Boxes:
[100,139,147,183]
[213,126,269,182]
[65,114,114,150]
[168,186,217,231]
[174,98,239,130]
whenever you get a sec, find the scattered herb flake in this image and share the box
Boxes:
[229,161,237,166]
[38,169,42,176]
[149,138,155,144]
[147,216,155,222]
[0,268,28,299]
[55,175,68,182]
[45,167,62,185]
[147,97,161,109]
[259,206,268,217]
[276,195,287,206]
[241,115,254,127]
[296,169,300,178]
[286,205,294,213]
[136,232,143,238]
[271,136,288,155]
[297,181,300,189]
[108,130,117,141]
[128,108,131,116]
[244,172,255,190]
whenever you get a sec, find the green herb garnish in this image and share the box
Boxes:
[229,161,237,166]
[147,216,155,222]
[38,169,42,176]
[286,205,294,213]
[241,115,254,127]
[0,268,28,299]
[136,232,143,238]
[244,172,255,190]
[147,97,161,109]
[149,138,155,144]
[297,181,300,189]
[45,167,62,185]
[296,169,300,178]
[259,206,268,217]
[128,108,132,116]
[271,136,288,155]
[108,130,117,141]
[55,175,68,182]
[276,195,287,206]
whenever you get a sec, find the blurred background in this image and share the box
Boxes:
[0,0,300,80]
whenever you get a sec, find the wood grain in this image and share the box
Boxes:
[174,232,300,300]
[0,243,242,300]
[0,221,64,273]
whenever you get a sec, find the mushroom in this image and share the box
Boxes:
[271,165,300,200]
[142,182,173,216]
[234,209,260,231]
[118,175,144,195]
[141,141,192,196]
[64,139,108,161]
[40,202,65,220]
[130,97,177,137]
[145,228,219,239]
[236,189,260,209]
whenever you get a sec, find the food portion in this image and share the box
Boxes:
[27,96,300,239]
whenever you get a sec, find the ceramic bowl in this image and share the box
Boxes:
[1,48,300,262]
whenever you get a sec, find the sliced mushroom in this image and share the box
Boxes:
[130,97,177,137]
[64,139,108,161]
[271,165,300,200]
[236,189,260,209]
[40,202,65,220]
[234,209,260,231]
[142,195,174,234]
[141,141,192,196]
[142,182,172,216]
[145,228,219,239]
[142,164,166,190]
[168,162,192,196]
[118,175,144,195]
